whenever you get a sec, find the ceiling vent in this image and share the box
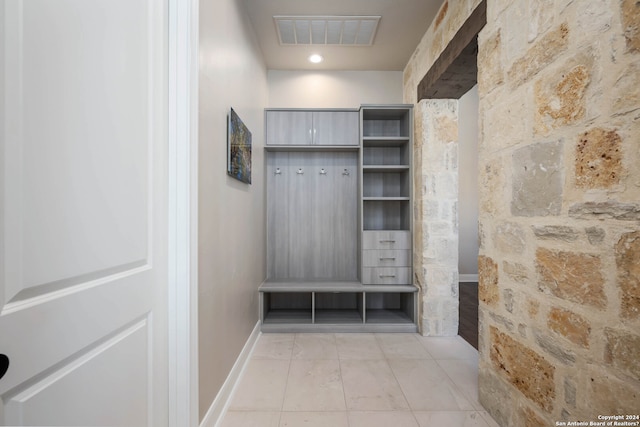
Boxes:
[274,16,381,46]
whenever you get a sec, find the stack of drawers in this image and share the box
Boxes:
[362,231,412,285]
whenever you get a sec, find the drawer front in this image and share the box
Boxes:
[363,250,411,267]
[362,231,411,250]
[362,267,412,285]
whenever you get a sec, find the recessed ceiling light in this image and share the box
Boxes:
[308,54,324,63]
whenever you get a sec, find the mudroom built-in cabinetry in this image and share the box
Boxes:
[259,106,417,332]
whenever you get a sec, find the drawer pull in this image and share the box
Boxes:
[379,240,396,243]
[379,257,396,261]
[379,274,397,278]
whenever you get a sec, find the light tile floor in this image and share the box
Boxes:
[220,333,500,427]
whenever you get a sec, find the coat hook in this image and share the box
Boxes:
[320,168,327,175]
[274,168,281,175]
[342,168,350,176]
[296,168,304,175]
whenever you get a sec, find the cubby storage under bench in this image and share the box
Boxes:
[259,280,418,333]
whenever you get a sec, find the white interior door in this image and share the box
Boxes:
[0,1,169,425]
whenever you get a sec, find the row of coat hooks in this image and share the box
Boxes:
[274,167,351,176]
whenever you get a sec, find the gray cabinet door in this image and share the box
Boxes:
[266,110,358,146]
[266,110,313,145]
[313,111,359,145]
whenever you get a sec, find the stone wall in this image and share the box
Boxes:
[405,0,640,424]
[414,100,460,335]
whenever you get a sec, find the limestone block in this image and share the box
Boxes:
[536,248,607,309]
[547,307,591,348]
[424,172,457,199]
[527,0,553,43]
[423,200,439,220]
[490,326,556,411]
[423,236,457,264]
[586,365,640,417]
[508,22,569,88]
[533,329,577,365]
[421,297,458,336]
[478,30,504,95]
[435,115,458,143]
[504,261,530,284]
[428,221,452,236]
[612,62,640,116]
[615,231,640,320]
[605,328,640,380]
[489,311,515,332]
[486,0,511,22]
[480,158,506,215]
[535,63,590,134]
[511,140,563,217]
[569,201,640,220]
[585,226,605,245]
[502,1,527,64]
[564,378,577,408]
[576,127,623,189]
[479,255,499,307]
[478,365,516,427]
[532,225,580,242]
[494,222,526,254]
[520,404,548,427]
[527,298,540,319]
[422,141,457,172]
[621,0,640,52]
[434,1,448,30]
[483,88,527,151]
[518,323,527,338]
[575,0,613,38]
[424,267,457,297]
[503,288,514,313]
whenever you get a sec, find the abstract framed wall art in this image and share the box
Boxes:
[227,107,252,184]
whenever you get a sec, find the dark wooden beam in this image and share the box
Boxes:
[417,0,487,100]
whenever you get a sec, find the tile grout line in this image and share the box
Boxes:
[277,334,295,420]
[432,346,491,425]
[378,334,419,422]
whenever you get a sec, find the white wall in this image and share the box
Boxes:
[458,85,479,277]
[268,70,403,108]
[198,0,268,421]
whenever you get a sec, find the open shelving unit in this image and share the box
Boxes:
[361,107,412,234]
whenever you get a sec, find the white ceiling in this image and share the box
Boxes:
[244,0,445,71]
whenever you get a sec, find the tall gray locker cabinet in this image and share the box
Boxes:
[260,106,417,332]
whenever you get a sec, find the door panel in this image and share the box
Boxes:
[5,319,148,426]
[266,111,313,145]
[0,1,168,425]
[313,111,359,145]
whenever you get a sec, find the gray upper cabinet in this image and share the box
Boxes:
[266,109,359,146]
[266,110,313,145]
[313,111,359,145]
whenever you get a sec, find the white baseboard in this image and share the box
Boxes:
[200,321,261,427]
[459,274,479,282]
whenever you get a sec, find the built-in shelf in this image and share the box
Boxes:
[362,136,410,145]
[362,165,410,172]
[360,106,414,283]
[265,145,359,152]
[363,197,410,201]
